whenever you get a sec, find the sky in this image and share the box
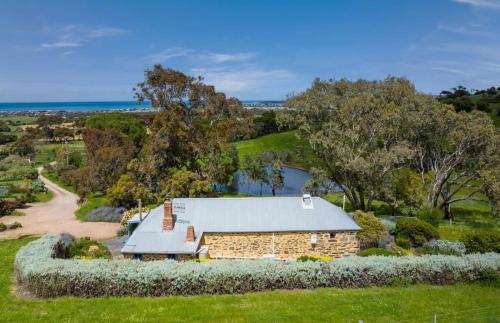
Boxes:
[0,0,499,102]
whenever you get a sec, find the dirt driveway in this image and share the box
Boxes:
[0,171,120,240]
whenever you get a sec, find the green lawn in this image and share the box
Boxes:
[75,193,110,221]
[0,238,499,322]
[35,140,85,166]
[234,130,315,169]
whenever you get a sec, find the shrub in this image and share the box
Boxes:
[352,211,387,247]
[416,206,441,227]
[357,248,397,257]
[380,218,396,235]
[462,231,500,254]
[0,222,5,231]
[120,207,150,226]
[117,226,128,236]
[67,237,111,259]
[0,156,38,181]
[26,180,47,193]
[0,133,17,144]
[396,217,439,247]
[84,206,126,223]
[15,235,500,298]
[106,174,154,209]
[395,236,411,249]
[417,240,466,256]
[297,255,332,262]
[0,199,16,216]
[8,221,22,230]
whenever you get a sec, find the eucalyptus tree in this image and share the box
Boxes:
[280,77,414,211]
[403,96,499,219]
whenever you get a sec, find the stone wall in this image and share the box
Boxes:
[201,231,359,259]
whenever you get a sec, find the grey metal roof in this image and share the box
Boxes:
[121,197,361,254]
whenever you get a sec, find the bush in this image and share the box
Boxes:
[84,206,126,223]
[66,237,111,259]
[0,199,16,216]
[352,211,387,247]
[380,218,396,235]
[396,217,439,247]
[7,221,23,230]
[0,155,38,181]
[296,255,332,262]
[27,180,47,193]
[417,240,466,256]
[395,236,411,249]
[416,206,441,227]
[462,231,500,254]
[15,235,500,298]
[0,133,17,144]
[120,207,150,226]
[357,248,397,257]
[106,174,154,209]
[117,226,128,236]
[0,222,5,231]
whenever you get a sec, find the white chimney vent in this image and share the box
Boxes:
[302,194,314,209]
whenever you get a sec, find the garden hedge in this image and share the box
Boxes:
[15,235,500,298]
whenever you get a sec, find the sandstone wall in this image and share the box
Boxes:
[201,231,359,259]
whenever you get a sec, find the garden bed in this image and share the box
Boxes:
[15,235,500,298]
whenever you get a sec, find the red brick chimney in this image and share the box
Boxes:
[186,225,195,242]
[163,199,173,230]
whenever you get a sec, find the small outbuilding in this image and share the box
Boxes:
[121,195,361,261]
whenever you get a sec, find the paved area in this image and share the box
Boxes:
[0,169,120,240]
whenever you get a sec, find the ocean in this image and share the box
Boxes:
[0,100,283,112]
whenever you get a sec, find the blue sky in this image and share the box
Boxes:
[0,0,499,102]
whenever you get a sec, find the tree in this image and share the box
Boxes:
[86,112,147,147]
[243,154,268,195]
[11,135,35,159]
[200,143,239,188]
[80,128,136,192]
[53,127,74,142]
[132,66,253,192]
[107,174,154,209]
[260,151,290,196]
[159,169,214,198]
[352,211,387,248]
[280,77,414,211]
[405,97,499,219]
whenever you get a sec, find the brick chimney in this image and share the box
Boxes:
[163,199,174,230]
[186,225,195,242]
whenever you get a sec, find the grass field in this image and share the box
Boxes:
[35,140,85,166]
[75,193,110,221]
[234,130,315,169]
[0,238,499,322]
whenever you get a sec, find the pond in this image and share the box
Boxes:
[229,166,312,196]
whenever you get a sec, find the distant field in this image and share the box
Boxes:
[234,130,316,169]
[0,115,37,125]
[1,237,499,322]
[35,140,85,165]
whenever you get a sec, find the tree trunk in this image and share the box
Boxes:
[443,202,454,221]
[272,187,276,196]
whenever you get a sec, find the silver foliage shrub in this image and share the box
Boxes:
[423,240,466,256]
[16,235,500,298]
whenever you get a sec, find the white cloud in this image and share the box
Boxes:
[143,48,193,63]
[437,24,497,37]
[88,27,127,38]
[191,65,294,93]
[38,25,126,51]
[61,51,75,56]
[452,0,500,9]
[205,52,257,63]
[40,41,81,48]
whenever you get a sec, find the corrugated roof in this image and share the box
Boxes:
[121,197,361,254]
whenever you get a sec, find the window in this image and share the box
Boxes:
[166,254,176,260]
[132,254,143,260]
[329,232,337,241]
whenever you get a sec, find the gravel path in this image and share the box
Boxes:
[0,169,120,240]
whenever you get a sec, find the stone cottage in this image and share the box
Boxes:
[121,195,361,261]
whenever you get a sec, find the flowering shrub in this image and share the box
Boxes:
[418,240,466,256]
[15,235,500,298]
[120,207,150,226]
